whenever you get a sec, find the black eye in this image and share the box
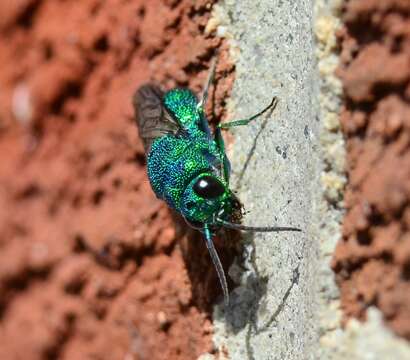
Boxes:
[193,175,225,199]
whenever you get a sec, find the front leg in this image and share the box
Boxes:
[214,127,231,184]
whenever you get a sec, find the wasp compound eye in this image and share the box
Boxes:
[193,175,225,199]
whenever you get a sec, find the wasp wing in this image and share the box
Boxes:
[133,84,180,153]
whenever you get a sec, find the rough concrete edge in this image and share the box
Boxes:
[315,1,410,359]
[313,0,346,357]
[199,7,245,360]
[200,6,239,359]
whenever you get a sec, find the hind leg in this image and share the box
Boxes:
[218,96,278,129]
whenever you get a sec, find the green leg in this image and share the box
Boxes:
[214,128,231,183]
[218,96,278,129]
[203,224,229,306]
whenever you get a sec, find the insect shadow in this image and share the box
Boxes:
[217,228,301,334]
[172,210,240,312]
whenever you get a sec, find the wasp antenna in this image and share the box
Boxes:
[217,219,301,233]
[204,226,229,306]
[197,56,218,111]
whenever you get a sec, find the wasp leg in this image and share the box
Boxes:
[204,225,229,306]
[218,96,278,129]
[214,128,231,183]
[197,57,218,111]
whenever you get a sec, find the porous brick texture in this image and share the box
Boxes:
[334,0,410,340]
[0,1,234,359]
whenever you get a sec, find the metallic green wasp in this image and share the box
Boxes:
[133,59,300,306]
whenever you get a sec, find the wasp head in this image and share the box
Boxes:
[180,173,243,230]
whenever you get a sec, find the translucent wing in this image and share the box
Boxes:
[133,84,181,153]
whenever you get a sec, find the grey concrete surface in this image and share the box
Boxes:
[211,1,321,359]
[198,1,410,360]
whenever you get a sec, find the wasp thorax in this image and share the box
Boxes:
[193,175,225,199]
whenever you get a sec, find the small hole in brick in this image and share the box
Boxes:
[93,35,109,52]
[112,178,122,188]
[92,189,105,205]
[402,261,410,281]
[357,230,372,245]
[73,234,87,252]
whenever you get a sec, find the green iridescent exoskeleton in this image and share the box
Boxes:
[133,59,301,306]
